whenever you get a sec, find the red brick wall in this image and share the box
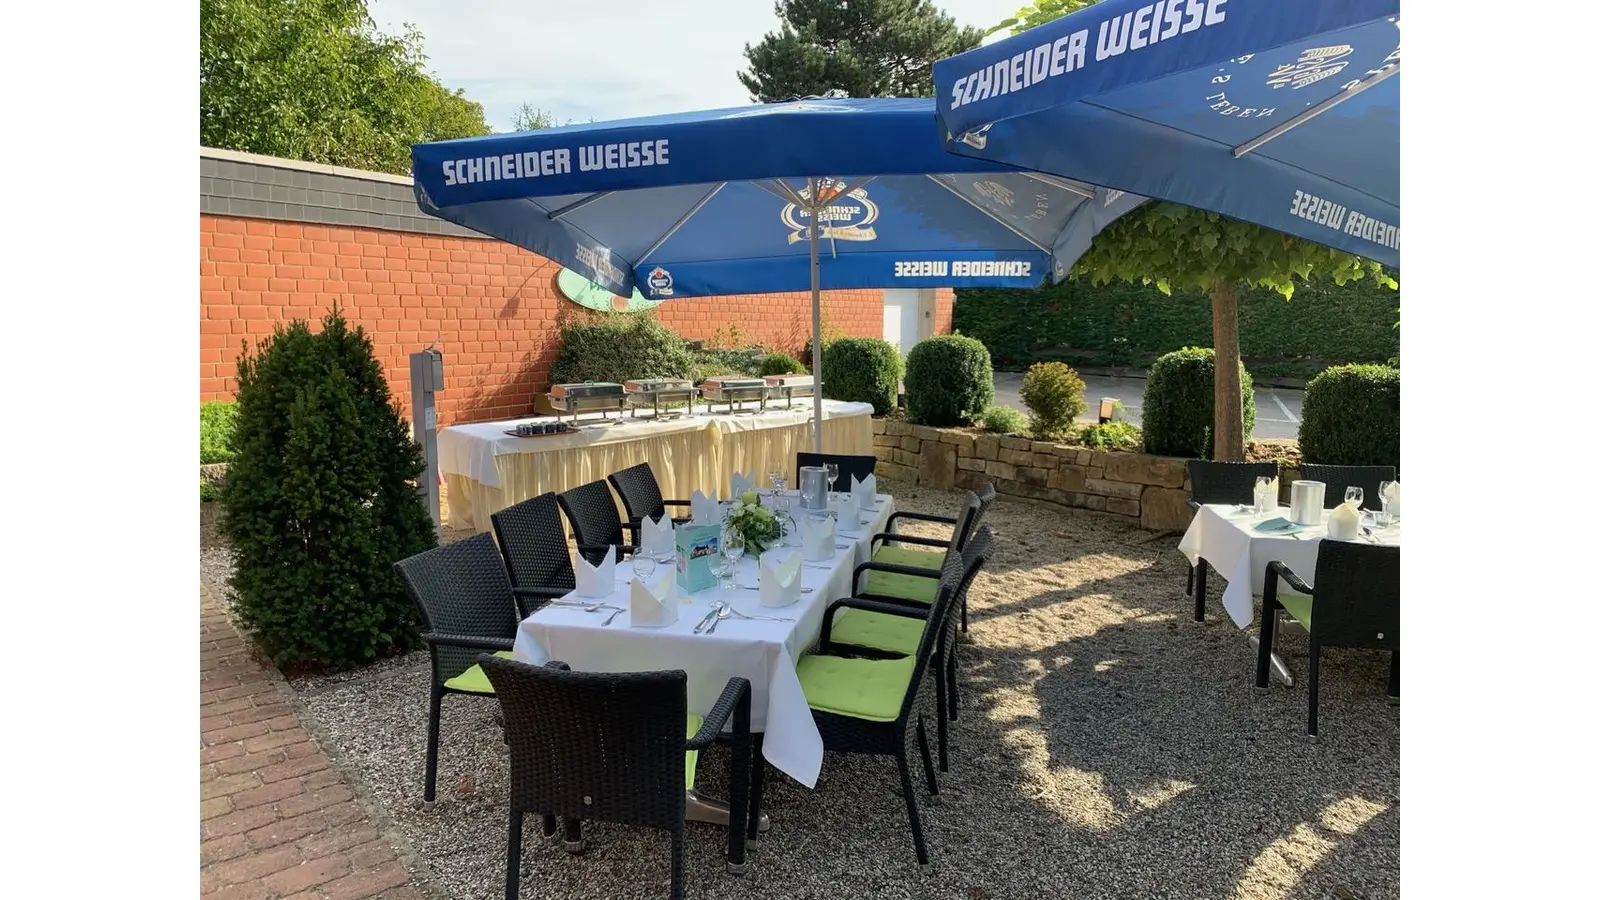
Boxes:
[200,216,947,425]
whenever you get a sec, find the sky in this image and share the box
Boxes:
[367,0,1025,132]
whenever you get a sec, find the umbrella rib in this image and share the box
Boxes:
[921,175,1051,253]
[1015,172,1096,200]
[1233,63,1400,159]
[635,183,726,266]
[757,179,807,206]
[547,192,612,220]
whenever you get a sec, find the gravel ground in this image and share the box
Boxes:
[199,483,1398,900]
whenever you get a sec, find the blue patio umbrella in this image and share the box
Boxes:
[932,0,1399,265]
[410,97,1147,450]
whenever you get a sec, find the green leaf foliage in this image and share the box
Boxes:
[759,352,808,376]
[220,307,438,671]
[904,334,994,426]
[1142,348,1256,459]
[1078,421,1143,452]
[1018,361,1087,439]
[980,405,1026,435]
[548,313,695,385]
[1006,0,1097,34]
[1298,364,1400,470]
[201,401,240,464]
[953,268,1400,371]
[200,0,490,175]
[821,337,904,415]
[739,0,986,101]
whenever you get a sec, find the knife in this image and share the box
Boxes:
[692,607,720,634]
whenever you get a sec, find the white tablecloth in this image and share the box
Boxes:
[512,494,896,788]
[1177,505,1403,627]
[439,399,875,533]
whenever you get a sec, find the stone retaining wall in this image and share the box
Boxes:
[871,419,1297,532]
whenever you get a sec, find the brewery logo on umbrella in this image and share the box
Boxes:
[781,178,880,245]
[1201,19,1400,121]
[645,266,675,297]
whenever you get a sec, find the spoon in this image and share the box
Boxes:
[706,604,729,635]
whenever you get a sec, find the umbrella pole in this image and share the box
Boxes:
[809,186,824,453]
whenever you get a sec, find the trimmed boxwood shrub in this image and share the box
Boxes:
[759,352,806,376]
[1298,364,1400,469]
[548,313,694,385]
[1141,347,1256,458]
[1019,361,1087,439]
[980,405,1025,434]
[221,308,438,672]
[904,334,994,426]
[820,337,903,414]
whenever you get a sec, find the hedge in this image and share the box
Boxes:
[952,270,1400,373]
[1298,364,1400,470]
[548,313,694,385]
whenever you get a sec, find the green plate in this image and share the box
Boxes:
[557,268,663,313]
[1254,517,1304,535]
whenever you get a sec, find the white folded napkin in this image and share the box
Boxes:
[1326,501,1361,540]
[837,489,863,532]
[759,554,803,608]
[574,545,616,598]
[852,473,877,509]
[690,489,720,525]
[801,514,835,562]
[1383,481,1401,517]
[628,570,678,627]
[640,511,674,558]
[730,471,757,498]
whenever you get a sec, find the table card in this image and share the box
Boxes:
[575,545,617,598]
[629,571,679,627]
[675,523,721,593]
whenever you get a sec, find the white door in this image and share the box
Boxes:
[883,289,921,357]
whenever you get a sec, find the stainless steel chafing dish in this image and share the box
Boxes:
[762,374,818,408]
[547,382,626,423]
[624,378,698,418]
[698,376,770,413]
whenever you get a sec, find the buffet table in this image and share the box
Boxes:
[438,399,875,533]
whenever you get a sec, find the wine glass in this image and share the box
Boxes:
[768,469,786,501]
[722,530,746,586]
[1253,476,1275,516]
[824,463,840,501]
[631,554,657,583]
[1345,486,1364,510]
[1377,480,1397,526]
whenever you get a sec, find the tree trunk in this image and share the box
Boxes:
[1210,281,1245,462]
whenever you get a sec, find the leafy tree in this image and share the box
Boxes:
[739,0,985,101]
[1009,0,1395,460]
[201,0,489,175]
[509,104,561,132]
[221,307,438,671]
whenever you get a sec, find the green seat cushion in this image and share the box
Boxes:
[684,714,703,790]
[442,651,516,694]
[863,545,941,604]
[828,609,926,656]
[1278,589,1314,631]
[797,654,917,722]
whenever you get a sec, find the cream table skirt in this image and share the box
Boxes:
[440,400,874,533]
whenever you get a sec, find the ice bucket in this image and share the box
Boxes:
[798,466,828,511]
[1290,480,1326,526]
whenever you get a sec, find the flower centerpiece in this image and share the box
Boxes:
[726,491,783,555]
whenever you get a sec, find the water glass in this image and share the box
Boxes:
[1253,476,1274,516]
[1377,480,1397,525]
[769,470,787,499]
[631,555,657,583]
[723,530,746,573]
[1345,486,1364,509]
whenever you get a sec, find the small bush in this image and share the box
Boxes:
[221,307,438,672]
[1079,421,1143,452]
[1019,361,1087,439]
[904,334,994,427]
[1141,347,1256,458]
[820,337,903,414]
[759,352,806,376]
[980,405,1026,434]
[1298,364,1400,469]
[201,401,239,464]
[548,313,694,385]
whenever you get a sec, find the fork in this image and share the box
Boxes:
[722,607,796,623]
[600,607,624,626]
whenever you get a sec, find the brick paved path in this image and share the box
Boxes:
[200,585,430,900]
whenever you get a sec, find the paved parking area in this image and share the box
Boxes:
[992,371,1304,440]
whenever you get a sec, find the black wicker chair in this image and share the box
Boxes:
[822,527,994,773]
[394,533,522,803]
[1298,464,1397,511]
[608,462,693,534]
[1256,541,1400,738]
[478,655,754,900]
[786,544,967,870]
[558,479,637,566]
[860,483,996,632]
[490,493,578,619]
[1187,460,1280,621]
[795,452,877,489]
